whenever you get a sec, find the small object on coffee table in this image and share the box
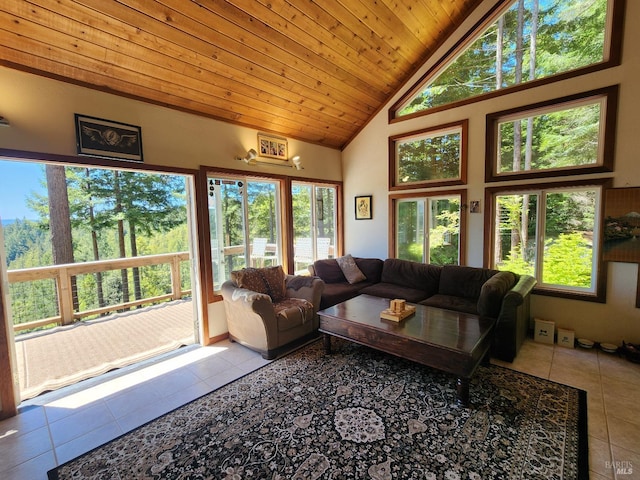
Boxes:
[381,299,416,321]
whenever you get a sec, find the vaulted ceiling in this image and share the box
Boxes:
[1,0,482,149]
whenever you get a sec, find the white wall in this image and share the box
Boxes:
[343,0,640,344]
[0,67,342,338]
[0,67,342,179]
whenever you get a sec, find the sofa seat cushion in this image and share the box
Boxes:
[438,265,498,300]
[359,283,429,303]
[273,298,314,331]
[380,258,441,297]
[419,294,478,315]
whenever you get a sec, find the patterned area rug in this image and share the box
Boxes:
[48,338,588,480]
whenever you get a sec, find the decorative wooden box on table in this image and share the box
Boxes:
[380,299,416,322]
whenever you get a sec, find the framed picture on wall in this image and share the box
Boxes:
[257,133,288,164]
[75,114,143,162]
[603,187,640,263]
[355,195,372,220]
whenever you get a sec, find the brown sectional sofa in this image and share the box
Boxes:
[309,257,536,362]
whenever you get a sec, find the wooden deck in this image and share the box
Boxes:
[14,299,196,400]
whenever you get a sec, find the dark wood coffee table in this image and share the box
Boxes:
[317,294,496,406]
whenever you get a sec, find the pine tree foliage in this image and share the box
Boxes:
[4,167,189,330]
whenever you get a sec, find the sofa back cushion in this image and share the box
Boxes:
[313,259,347,284]
[231,265,286,302]
[313,257,384,285]
[380,258,441,296]
[477,271,518,318]
[354,258,384,284]
[438,265,498,300]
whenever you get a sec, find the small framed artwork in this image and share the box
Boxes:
[469,200,481,213]
[355,195,372,220]
[257,133,288,164]
[75,114,143,162]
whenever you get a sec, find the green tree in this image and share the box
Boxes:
[400,0,607,115]
[543,233,592,287]
[23,167,187,317]
[3,219,48,266]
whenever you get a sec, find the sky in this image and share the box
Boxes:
[0,160,46,221]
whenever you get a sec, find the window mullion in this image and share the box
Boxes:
[536,191,546,285]
[241,179,250,268]
[424,198,431,264]
[310,187,317,259]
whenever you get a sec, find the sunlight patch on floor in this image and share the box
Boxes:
[22,344,229,410]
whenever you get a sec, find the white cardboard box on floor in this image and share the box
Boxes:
[557,328,575,348]
[534,318,555,344]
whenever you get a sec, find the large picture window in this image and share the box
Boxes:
[391,0,622,120]
[487,179,609,300]
[389,121,467,190]
[391,191,466,265]
[485,86,618,181]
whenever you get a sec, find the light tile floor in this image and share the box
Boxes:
[0,339,639,479]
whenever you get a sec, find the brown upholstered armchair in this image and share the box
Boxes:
[221,266,324,359]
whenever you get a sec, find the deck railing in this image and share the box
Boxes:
[7,252,191,332]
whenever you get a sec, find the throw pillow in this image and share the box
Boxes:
[336,254,366,284]
[232,265,286,302]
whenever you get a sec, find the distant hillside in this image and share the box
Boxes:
[1,219,16,226]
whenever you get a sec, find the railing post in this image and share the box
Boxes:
[170,255,182,300]
[57,266,75,325]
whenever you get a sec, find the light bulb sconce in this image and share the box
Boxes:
[236,148,303,170]
[291,155,303,170]
[235,148,258,165]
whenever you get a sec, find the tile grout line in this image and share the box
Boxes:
[42,404,60,469]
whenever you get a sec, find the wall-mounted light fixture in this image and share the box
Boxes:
[236,147,303,170]
[0,116,10,127]
[235,148,258,165]
[292,155,303,170]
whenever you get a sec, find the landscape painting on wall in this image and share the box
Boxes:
[603,187,640,263]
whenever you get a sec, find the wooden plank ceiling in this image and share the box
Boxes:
[1,0,481,150]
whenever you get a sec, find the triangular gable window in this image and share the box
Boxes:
[392,0,619,119]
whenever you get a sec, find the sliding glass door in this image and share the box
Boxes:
[292,182,337,273]
[208,176,281,290]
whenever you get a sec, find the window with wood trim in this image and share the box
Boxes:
[389,121,467,190]
[391,0,621,120]
[292,182,338,274]
[485,86,618,181]
[391,191,467,265]
[487,179,610,301]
